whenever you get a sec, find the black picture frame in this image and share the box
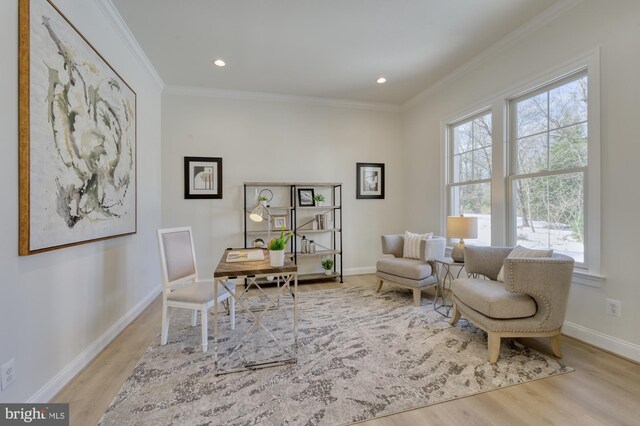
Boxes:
[356,162,385,199]
[297,188,315,206]
[184,156,223,199]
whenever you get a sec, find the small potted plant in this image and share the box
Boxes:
[321,258,334,276]
[258,195,269,206]
[314,194,325,206]
[268,227,293,267]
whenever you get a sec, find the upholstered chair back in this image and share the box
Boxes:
[157,228,198,287]
[463,246,513,281]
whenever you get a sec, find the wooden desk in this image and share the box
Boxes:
[213,248,298,375]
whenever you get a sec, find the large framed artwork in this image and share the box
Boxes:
[18,0,137,255]
[356,163,385,199]
[184,157,223,199]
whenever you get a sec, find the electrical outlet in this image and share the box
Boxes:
[1,358,16,390]
[606,298,622,317]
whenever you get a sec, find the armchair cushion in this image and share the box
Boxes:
[403,231,433,259]
[376,257,433,281]
[453,278,537,319]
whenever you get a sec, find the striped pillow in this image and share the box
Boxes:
[403,231,433,260]
[496,245,553,282]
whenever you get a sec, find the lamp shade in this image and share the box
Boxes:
[249,204,268,222]
[447,216,478,240]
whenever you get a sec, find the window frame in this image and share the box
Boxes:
[446,109,493,247]
[439,50,602,284]
[507,70,589,267]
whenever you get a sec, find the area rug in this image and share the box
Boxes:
[100,286,572,425]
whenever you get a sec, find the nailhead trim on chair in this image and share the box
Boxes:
[488,259,574,333]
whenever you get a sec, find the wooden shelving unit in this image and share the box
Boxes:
[243,182,343,283]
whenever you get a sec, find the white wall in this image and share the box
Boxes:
[162,94,404,276]
[0,0,162,402]
[403,0,640,355]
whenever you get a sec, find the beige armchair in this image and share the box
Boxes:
[450,246,574,363]
[376,235,446,306]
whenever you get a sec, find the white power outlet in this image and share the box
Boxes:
[1,358,16,390]
[606,299,622,317]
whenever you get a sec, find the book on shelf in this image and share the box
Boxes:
[226,249,265,263]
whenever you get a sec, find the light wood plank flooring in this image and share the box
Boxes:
[52,275,640,425]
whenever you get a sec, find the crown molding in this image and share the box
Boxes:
[163,85,401,112]
[94,0,165,90]
[401,0,585,110]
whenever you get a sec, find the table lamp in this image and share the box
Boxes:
[447,215,478,262]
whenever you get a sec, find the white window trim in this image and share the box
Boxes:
[442,107,494,246]
[439,48,604,286]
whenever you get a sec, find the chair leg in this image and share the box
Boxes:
[191,309,198,327]
[450,303,461,325]
[549,333,563,358]
[201,306,208,352]
[488,332,501,363]
[230,296,236,330]
[413,288,421,306]
[161,302,169,345]
[375,279,383,293]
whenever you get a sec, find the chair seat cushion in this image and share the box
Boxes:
[376,257,432,280]
[452,278,536,319]
[168,281,233,304]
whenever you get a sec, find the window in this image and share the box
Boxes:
[447,111,492,246]
[508,71,588,264]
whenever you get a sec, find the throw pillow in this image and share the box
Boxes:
[403,231,433,260]
[496,245,553,282]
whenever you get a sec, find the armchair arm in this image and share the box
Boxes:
[420,236,445,261]
[381,234,404,257]
[503,254,574,330]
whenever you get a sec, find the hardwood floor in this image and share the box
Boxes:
[52,274,640,425]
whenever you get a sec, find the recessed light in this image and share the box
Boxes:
[376,77,387,84]
[213,59,226,67]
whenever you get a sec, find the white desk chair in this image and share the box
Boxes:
[157,227,235,352]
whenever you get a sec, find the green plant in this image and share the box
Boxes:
[258,195,269,202]
[268,227,293,251]
[314,194,325,202]
[321,258,334,270]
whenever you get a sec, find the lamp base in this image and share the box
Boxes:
[451,242,465,263]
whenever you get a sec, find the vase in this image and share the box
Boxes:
[324,269,332,276]
[269,249,285,267]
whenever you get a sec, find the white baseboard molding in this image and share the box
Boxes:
[28,285,162,403]
[563,321,640,363]
[343,266,376,276]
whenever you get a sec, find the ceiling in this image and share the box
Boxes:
[112,0,561,105]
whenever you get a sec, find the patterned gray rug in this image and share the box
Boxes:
[100,286,572,425]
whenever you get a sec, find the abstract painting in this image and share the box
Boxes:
[19,0,137,255]
[356,163,385,199]
[184,157,223,199]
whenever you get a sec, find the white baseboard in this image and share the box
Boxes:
[563,321,640,363]
[344,266,376,276]
[28,285,162,403]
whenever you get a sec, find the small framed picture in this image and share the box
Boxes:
[297,188,315,206]
[272,215,288,229]
[184,157,223,199]
[356,163,385,199]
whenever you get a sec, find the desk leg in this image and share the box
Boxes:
[213,279,219,370]
[294,273,298,349]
